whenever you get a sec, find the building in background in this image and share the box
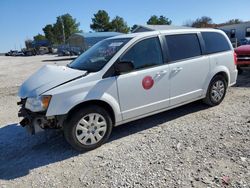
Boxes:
[218,21,250,47]
[132,25,191,33]
[31,40,50,48]
[65,32,122,55]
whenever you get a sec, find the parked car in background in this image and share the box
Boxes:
[58,46,81,56]
[70,50,81,56]
[18,29,237,151]
[5,50,24,56]
[38,47,49,55]
[235,45,250,73]
[5,50,18,56]
[48,47,58,54]
[239,38,250,46]
[24,49,37,56]
[15,51,25,56]
[58,49,71,56]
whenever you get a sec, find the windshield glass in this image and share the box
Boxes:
[68,38,131,72]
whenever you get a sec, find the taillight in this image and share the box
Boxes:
[234,52,237,65]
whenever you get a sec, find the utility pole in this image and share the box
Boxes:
[60,16,66,44]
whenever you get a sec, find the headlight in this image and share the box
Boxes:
[25,95,52,112]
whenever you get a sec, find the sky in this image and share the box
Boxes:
[0,0,250,52]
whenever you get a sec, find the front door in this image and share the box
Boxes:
[116,37,170,120]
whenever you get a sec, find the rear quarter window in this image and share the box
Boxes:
[201,32,231,54]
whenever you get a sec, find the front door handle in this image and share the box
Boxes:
[160,70,168,74]
[172,67,183,72]
[155,70,168,77]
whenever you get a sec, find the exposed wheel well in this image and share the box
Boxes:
[213,71,229,86]
[66,100,115,126]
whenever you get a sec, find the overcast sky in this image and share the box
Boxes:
[0,0,249,52]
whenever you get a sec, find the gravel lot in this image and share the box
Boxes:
[0,55,249,187]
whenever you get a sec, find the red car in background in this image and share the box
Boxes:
[235,45,250,74]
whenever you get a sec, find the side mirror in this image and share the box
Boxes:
[115,60,134,74]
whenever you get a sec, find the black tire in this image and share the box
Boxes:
[63,105,113,151]
[203,75,227,106]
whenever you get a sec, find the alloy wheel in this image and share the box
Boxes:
[211,80,225,103]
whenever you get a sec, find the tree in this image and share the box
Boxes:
[90,10,110,32]
[53,13,80,44]
[25,39,33,49]
[131,24,138,32]
[43,24,55,44]
[147,15,159,25]
[110,16,130,33]
[183,19,193,27]
[39,14,80,45]
[216,19,243,27]
[147,15,172,25]
[158,15,172,25]
[224,19,243,25]
[191,16,213,28]
[60,14,80,40]
[33,34,46,41]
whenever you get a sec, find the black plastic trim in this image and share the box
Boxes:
[197,32,206,55]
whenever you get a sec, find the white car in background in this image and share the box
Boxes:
[18,29,238,151]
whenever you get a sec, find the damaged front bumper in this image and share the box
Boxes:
[17,99,63,134]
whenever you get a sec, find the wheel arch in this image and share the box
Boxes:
[66,100,116,126]
[203,70,229,106]
[210,66,230,86]
[213,71,229,85]
[203,67,230,97]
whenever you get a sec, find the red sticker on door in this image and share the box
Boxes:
[142,76,154,90]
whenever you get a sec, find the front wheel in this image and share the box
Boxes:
[203,75,227,106]
[63,106,113,151]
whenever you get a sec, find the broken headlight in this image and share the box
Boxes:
[25,95,52,112]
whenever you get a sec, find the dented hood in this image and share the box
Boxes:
[18,65,87,98]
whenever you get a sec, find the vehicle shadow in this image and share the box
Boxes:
[234,68,250,88]
[111,101,208,142]
[0,101,208,180]
[0,125,78,180]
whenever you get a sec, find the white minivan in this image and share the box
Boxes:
[18,29,238,151]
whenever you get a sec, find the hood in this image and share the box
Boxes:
[235,45,250,55]
[18,65,87,98]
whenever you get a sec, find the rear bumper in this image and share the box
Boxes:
[229,69,238,87]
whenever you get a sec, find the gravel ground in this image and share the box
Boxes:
[0,55,249,188]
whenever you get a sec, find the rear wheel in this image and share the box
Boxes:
[64,106,113,151]
[203,75,227,106]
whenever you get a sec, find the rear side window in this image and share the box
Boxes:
[201,32,231,54]
[165,34,202,62]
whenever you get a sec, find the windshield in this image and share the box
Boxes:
[68,38,131,72]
